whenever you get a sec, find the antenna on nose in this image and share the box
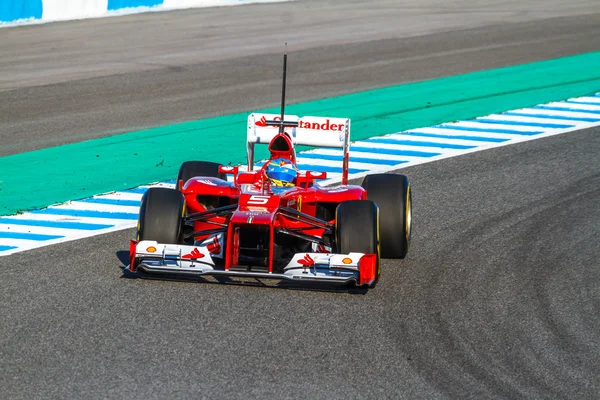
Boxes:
[263,45,297,131]
[279,43,288,134]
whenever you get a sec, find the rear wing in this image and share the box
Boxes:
[247,113,351,184]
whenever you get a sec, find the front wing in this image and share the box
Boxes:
[129,240,378,287]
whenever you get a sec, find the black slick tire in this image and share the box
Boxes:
[361,174,411,259]
[336,200,380,286]
[137,187,185,244]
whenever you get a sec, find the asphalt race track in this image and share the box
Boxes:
[1,1,600,398]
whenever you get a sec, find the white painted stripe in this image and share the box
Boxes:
[51,201,139,214]
[351,140,470,154]
[295,158,343,168]
[447,120,549,132]
[139,182,176,189]
[510,108,600,120]
[475,114,585,125]
[306,148,429,162]
[409,127,525,140]
[0,238,46,247]
[0,224,104,237]
[302,149,345,156]
[98,192,144,201]
[2,213,136,226]
[543,102,600,111]
[373,133,492,147]
[0,224,135,256]
[570,96,600,104]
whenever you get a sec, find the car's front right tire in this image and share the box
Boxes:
[137,187,185,244]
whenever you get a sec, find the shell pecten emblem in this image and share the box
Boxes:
[342,257,352,264]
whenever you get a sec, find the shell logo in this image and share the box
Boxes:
[146,246,157,253]
[342,257,352,264]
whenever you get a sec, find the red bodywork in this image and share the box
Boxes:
[179,133,366,273]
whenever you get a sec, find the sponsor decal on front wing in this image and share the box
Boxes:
[196,233,224,258]
[182,248,204,260]
[284,253,362,271]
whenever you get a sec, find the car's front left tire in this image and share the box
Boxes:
[336,200,380,286]
[361,173,412,259]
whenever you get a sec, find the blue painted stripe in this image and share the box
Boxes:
[79,198,141,207]
[404,131,508,143]
[435,124,543,135]
[474,118,574,129]
[30,209,138,220]
[0,1,43,23]
[299,153,406,166]
[0,232,63,241]
[364,138,475,149]
[535,105,600,115]
[107,0,162,11]
[351,146,440,158]
[295,164,367,174]
[564,100,600,107]
[0,245,18,252]
[503,112,600,123]
[125,187,149,194]
[0,218,112,230]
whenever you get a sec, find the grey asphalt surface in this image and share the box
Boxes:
[1,0,599,155]
[1,127,599,399]
[1,0,600,398]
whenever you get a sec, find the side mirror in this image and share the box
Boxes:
[237,172,257,185]
[304,171,327,180]
[218,165,239,175]
[296,171,327,188]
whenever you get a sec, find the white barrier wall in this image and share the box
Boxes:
[0,0,286,24]
[42,0,109,21]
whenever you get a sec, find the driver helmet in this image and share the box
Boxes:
[266,158,297,187]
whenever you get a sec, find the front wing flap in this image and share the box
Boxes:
[129,240,378,286]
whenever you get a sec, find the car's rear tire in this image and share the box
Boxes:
[336,200,380,286]
[361,174,411,259]
[177,161,226,191]
[137,187,185,244]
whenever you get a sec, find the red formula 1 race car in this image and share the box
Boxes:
[128,57,411,288]
[128,116,412,288]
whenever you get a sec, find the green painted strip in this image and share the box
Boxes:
[1,51,600,216]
